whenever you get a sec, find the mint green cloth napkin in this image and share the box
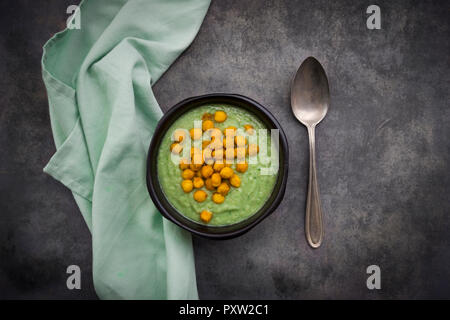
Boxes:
[41,0,210,299]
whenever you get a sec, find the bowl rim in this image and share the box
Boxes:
[146,93,289,239]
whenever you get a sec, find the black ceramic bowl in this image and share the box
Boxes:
[146,93,288,239]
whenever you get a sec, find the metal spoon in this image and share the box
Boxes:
[291,57,330,248]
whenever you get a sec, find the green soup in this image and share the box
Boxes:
[157,104,278,226]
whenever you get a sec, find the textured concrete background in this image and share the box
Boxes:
[1,0,449,299]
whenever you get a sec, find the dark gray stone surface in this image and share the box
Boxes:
[1,0,449,299]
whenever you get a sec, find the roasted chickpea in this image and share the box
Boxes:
[204,155,215,166]
[205,178,215,191]
[236,147,246,160]
[217,182,230,196]
[244,124,255,135]
[202,113,213,121]
[234,135,247,147]
[211,173,222,187]
[236,162,248,173]
[223,126,237,136]
[203,151,215,166]
[212,192,225,204]
[191,147,201,158]
[223,137,235,149]
[200,210,213,223]
[214,110,227,123]
[181,180,193,193]
[202,140,211,149]
[213,162,225,172]
[193,177,204,189]
[202,120,214,132]
[196,170,202,177]
[212,148,224,161]
[220,167,234,179]
[172,129,186,142]
[225,148,235,162]
[248,144,259,156]
[202,146,213,158]
[190,163,203,171]
[191,153,204,166]
[193,190,207,202]
[201,165,214,178]
[207,128,222,142]
[181,169,195,180]
[179,158,189,170]
[207,140,222,152]
[230,174,241,188]
[170,143,183,154]
[189,128,202,140]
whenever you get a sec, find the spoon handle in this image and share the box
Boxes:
[305,126,324,248]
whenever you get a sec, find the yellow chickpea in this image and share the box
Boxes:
[179,158,189,170]
[214,110,227,123]
[224,159,233,167]
[201,165,214,178]
[225,148,235,163]
[189,128,202,140]
[213,162,225,172]
[193,190,207,202]
[196,170,202,177]
[202,140,211,149]
[204,155,215,166]
[223,137,235,149]
[204,147,215,166]
[236,147,246,160]
[234,135,247,147]
[206,140,220,152]
[190,163,202,171]
[200,210,213,223]
[202,113,213,121]
[203,146,213,158]
[220,167,234,179]
[223,126,237,136]
[193,177,204,189]
[211,173,222,187]
[207,128,222,142]
[230,174,241,188]
[212,192,225,204]
[181,180,193,193]
[236,162,248,173]
[181,169,195,180]
[172,129,186,142]
[192,153,203,166]
[244,124,255,135]
[191,147,201,158]
[217,182,230,196]
[248,144,259,156]
[170,143,183,154]
[205,178,215,191]
[202,120,214,132]
[212,148,224,161]
[191,150,204,166]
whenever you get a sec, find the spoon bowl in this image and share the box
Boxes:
[291,57,329,127]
